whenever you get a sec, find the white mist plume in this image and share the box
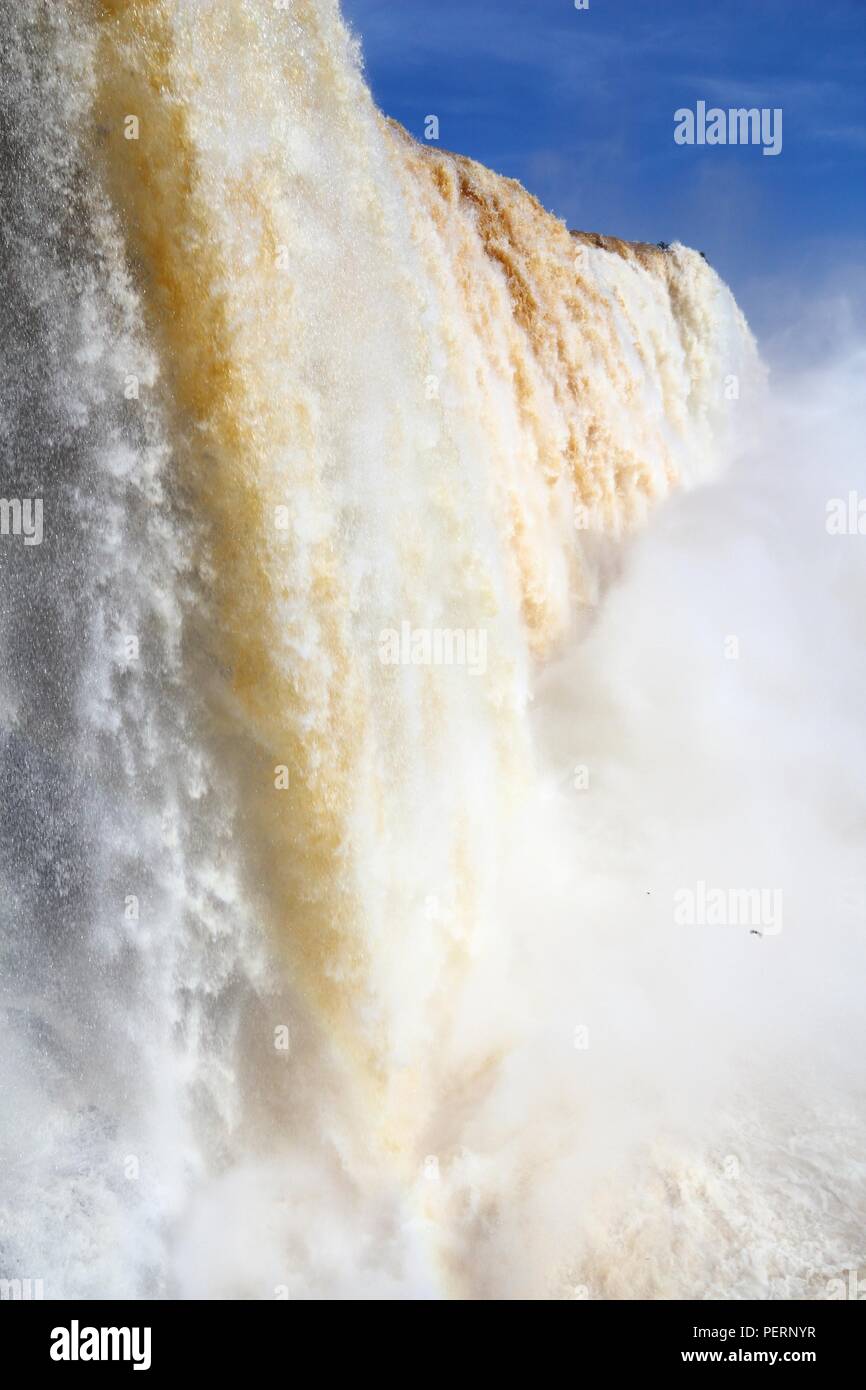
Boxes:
[413,331,866,1298]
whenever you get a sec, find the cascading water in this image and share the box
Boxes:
[0,0,863,1300]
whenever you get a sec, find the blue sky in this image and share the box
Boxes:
[341,0,865,341]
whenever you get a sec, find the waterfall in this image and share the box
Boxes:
[1,0,862,1300]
